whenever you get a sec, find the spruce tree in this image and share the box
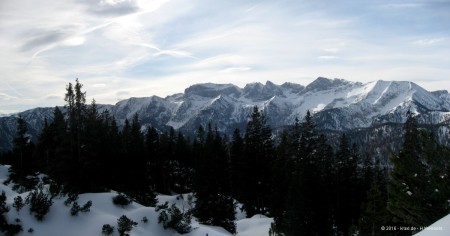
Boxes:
[358,181,390,236]
[173,131,193,193]
[39,106,68,185]
[242,106,274,217]
[280,111,334,235]
[145,126,161,193]
[270,129,293,230]
[334,133,359,235]
[388,111,429,227]
[11,115,33,181]
[419,131,450,223]
[193,124,236,233]
[229,128,244,200]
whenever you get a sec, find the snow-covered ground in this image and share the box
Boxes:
[415,214,450,236]
[0,165,273,236]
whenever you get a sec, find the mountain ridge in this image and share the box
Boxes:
[1,77,450,152]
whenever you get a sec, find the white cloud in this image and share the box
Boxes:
[220,67,252,73]
[382,3,424,9]
[318,56,338,60]
[323,48,341,53]
[0,93,18,101]
[0,0,449,112]
[413,38,445,45]
[63,36,86,46]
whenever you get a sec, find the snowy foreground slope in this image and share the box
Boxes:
[0,165,272,236]
[415,214,450,236]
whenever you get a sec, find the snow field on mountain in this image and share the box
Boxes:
[0,165,273,236]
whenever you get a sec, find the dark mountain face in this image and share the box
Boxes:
[1,77,450,153]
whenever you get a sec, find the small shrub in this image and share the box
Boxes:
[101,224,114,235]
[64,192,78,206]
[2,223,23,236]
[112,194,131,207]
[48,181,63,198]
[28,228,34,233]
[70,202,80,216]
[0,191,23,236]
[71,200,92,216]
[25,188,53,221]
[157,203,191,234]
[117,215,137,236]
[142,216,148,223]
[0,191,10,214]
[13,196,24,213]
[133,191,157,207]
[155,201,169,211]
[158,210,168,225]
[80,200,92,213]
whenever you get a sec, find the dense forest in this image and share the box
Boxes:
[1,79,450,235]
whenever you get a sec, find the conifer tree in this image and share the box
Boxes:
[418,131,450,223]
[145,126,161,193]
[193,124,236,233]
[242,106,274,217]
[173,131,193,192]
[10,115,34,181]
[270,129,292,229]
[39,106,67,184]
[280,111,334,235]
[229,128,244,200]
[334,133,359,235]
[388,111,429,227]
[358,181,390,236]
[158,128,176,193]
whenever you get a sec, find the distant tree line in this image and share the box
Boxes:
[1,79,450,235]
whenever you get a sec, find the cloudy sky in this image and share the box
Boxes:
[1,0,449,113]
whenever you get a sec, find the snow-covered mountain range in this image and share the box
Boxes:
[1,77,450,152]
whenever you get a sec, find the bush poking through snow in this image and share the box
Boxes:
[0,191,9,214]
[112,194,131,207]
[64,192,79,206]
[0,191,23,236]
[156,202,192,234]
[70,200,92,216]
[81,200,92,213]
[12,196,24,213]
[101,224,114,235]
[3,224,23,236]
[48,181,63,198]
[142,216,148,223]
[70,202,80,216]
[117,215,137,236]
[25,187,53,221]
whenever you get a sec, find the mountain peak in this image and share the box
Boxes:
[184,83,241,98]
[243,82,264,99]
[304,77,350,92]
[280,82,304,93]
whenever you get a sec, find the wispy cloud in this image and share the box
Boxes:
[0,0,449,111]
[413,38,445,45]
[220,67,252,73]
[318,56,338,60]
[381,3,424,9]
